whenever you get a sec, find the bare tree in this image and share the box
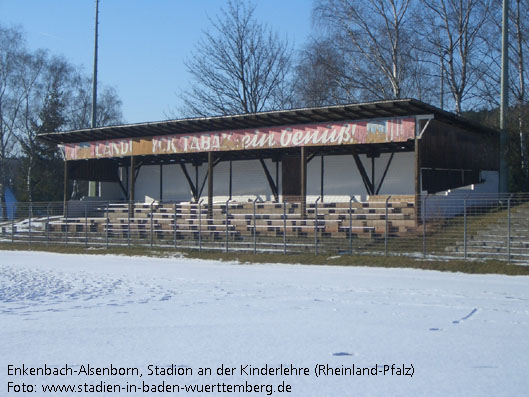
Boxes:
[179,0,292,116]
[313,0,422,100]
[66,75,122,130]
[14,53,74,202]
[0,23,123,204]
[0,25,26,217]
[472,0,529,189]
[417,0,493,114]
[512,0,529,178]
[292,38,348,107]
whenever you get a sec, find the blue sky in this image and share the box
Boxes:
[1,0,313,124]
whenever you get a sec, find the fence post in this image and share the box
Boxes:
[150,202,154,248]
[84,203,88,248]
[46,203,51,246]
[349,197,353,255]
[225,199,231,253]
[28,204,32,246]
[105,202,109,249]
[385,195,391,256]
[198,200,202,251]
[127,201,134,248]
[65,201,68,245]
[11,214,14,244]
[422,195,428,259]
[463,198,467,260]
[253,198,259,254]
[507,197,511,263]
[173,203,177,249]
[283,201,287,254]
[314,197,320,255]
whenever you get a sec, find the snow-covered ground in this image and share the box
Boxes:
[1,250,528,396]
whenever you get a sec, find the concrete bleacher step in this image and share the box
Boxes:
[34,198,417,247]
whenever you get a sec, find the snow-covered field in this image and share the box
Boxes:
[1,250,528,396]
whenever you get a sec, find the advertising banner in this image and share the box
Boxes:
[64,117,415,161]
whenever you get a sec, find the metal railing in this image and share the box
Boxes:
[1,193,528,263]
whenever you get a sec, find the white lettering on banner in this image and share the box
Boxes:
[64,118,415,160]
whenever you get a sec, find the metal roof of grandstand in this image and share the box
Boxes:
[38,98,498,144]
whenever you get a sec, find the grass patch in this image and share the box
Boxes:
[1,242,528,276]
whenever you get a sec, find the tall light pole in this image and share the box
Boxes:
[91,0,99,129]
[88,0,99,197]
[499,0,509,193]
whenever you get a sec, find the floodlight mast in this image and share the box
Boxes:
[499,0,509,193]
[89,0,99,197]
[91,0,99,129]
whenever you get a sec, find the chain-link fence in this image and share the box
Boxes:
[1,193,528,263]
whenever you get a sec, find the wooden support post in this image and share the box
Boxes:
[195,163,199,200]
[63,161,69,214]
[301,146,307,217]
[129,155,136,202]
[320,155,324,202]
[208,152,214,218]
[129,156,135,239]
[275,160,279,201]
[159,163,163,201]
[415,137,421,226]
[229,160,232,200]
[371,156,375,195]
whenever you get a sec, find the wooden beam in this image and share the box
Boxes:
[134,160,143,181]
[116,167,128,199]
[180,161,198,201]
[307,151,318,163]
[199,170,208,199]
[259,158,279,202]
[375,152,395,195]
[351,148,374,195]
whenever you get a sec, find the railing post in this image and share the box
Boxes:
[28,204,32,246]
[65,201,68,245]
[150,202,154,248]
[173,203,177,249]
[349,197,353,255]
[225,199,231,253]
[463,198,467,260]
[253,197,259,254]
[198,200,203,251]
[84,203,88,248]
[46,203,51,246]
[11,214,14,244]
[507,196,511,263]
[283,201,287,254]
[105,202,109,249]
[422,195,428,259]
[385,195,391,256]
[314,197,320,255]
